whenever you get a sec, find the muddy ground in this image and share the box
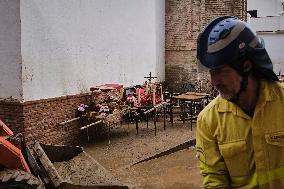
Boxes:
[53,152,123,186]
[83,117,203,189]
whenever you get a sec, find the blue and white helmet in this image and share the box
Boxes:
[197,16,278,81]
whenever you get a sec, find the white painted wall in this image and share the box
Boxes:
[248,0,284,75]
[155,1,165,82]
[0,0,22,101]
[260,33,284,75]
[247,0,282,17]
[20,0,165,101]
[249,16,280,32]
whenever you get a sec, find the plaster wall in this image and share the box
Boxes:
[247,0,282,17]
[155,1,166,81]
[260,33,284,75]
[20,0,165,101]
[0,0,22,100]
[247,0,284,75]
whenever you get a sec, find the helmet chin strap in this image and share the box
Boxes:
[228,72,249,103]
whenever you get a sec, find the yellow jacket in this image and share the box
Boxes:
[196,80,284,188]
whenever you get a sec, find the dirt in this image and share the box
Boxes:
[83,117,203,189]
[53,152,122,186]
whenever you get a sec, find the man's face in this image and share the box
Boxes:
[209,65,242,100]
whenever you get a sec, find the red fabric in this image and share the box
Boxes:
[136,88,145,95]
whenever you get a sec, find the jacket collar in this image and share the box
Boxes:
[217,97,250,119]
[258,79,279,102]
[216,80,279,119]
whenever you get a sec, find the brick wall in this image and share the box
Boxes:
[0,101,24,134]
[22,94,90,145]
[166,0,206,51]
[165,50,198,91]
[0,90,122,145]
[0,94,89,145]
[205,0,246,22]
[165,0,247,92]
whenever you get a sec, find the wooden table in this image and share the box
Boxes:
[171,92,209,130]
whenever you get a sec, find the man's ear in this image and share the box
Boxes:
[243,60,253,72]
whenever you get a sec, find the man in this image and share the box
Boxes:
[196,16,284,188]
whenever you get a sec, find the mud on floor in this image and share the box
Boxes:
[53,152,122,186]
[83,119,203,189]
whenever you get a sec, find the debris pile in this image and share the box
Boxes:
[53,152,122,186]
